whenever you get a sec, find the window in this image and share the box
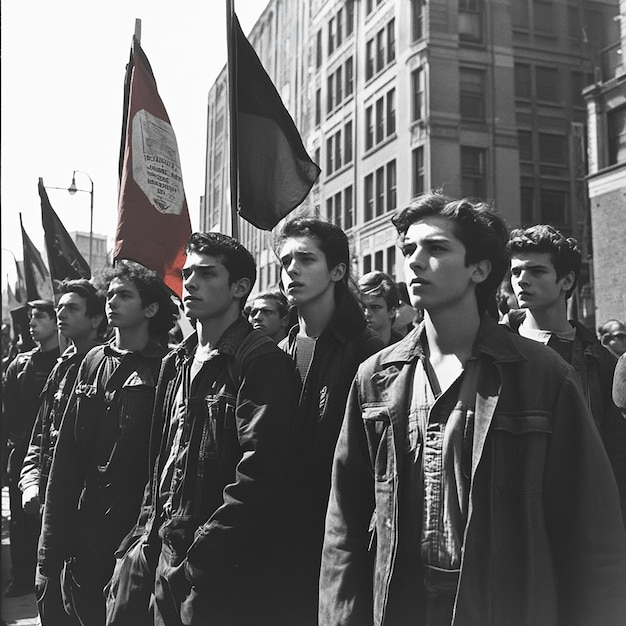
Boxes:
[314,147,321,172]
[376,97,385,143]
[335,130,342,170]
[337,9,343,47]
[461,147,487,198]
[366,0,374,16]
[386,89,396,135]
[327,75,334,113]
[514,63,531,99]
[365,174,374,222]
[346,2,354,36]
[315,88,321,126]
[567,5,581,39]
[518,130,533,161]
[344,120,353,164]
[376,167,385,216]
[376,30,385,73]
[345,57,354,97]
[366,106,374,150]
[533,1,554,36]
[539,133,567,165]
[412,147,425,196]
[344,185,354,229]
[536,66,560,102]
[540,189,568,224]
[366,40,375,80]
[363,254,372,274]
[387,19,396,64]
[411,0,424,41]
[386,246,396,278]
[520,186,534,224]
[326,129,345,175]
[326,197,333,221]
[512,0,529,30]
[411,68,425,121]
[334,191,343,228]
[608,106,626,166]
[335,66,343,106]
[460,68,485,121]
[375,251,384,271]
[329,17,336,55]
[326,137,334,173]
[386,160,397,213]
[316,30,323,68]
[459,0,483,42]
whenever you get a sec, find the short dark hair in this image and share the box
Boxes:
[250,290,289,318]
[392,190,509,315]
[58,279,107,337]
[506,225,581,298]
[186,232,256,309]
[101,261,178,337]
[27,299,56,321]
[358,271,400,311]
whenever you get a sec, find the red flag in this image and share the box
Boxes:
[115,36,191,298]
[39,178,91,283]
[20,215,54,302]
[229,11,321,231]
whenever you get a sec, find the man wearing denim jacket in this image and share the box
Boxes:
[37,263,176,626]
[105,233,299,626]
[319,192,626,626]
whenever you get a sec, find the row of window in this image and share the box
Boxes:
[366,18,396,81]
[365,89,396,151]
[325,185,354,231]
[323,57,354,117]
[515,63,592,107]
[364,159,397,222]
[325,121,353,175]
[518,131,569,167]
[316,3,355,68]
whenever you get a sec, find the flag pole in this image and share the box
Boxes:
[134,18,141,44]
[226,0,239,240]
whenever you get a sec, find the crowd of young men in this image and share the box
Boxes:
[2,189,626,626]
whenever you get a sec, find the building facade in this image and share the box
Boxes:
[70,231,110,278]
[584,0,626,325]
[205,0,619,304]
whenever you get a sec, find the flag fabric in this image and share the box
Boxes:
[230,11,321,231]
[39,178,91,283]
[13,259,27,305]
[115,35,192,298]
[20,215,54,302]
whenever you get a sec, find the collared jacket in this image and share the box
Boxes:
[38,338,167,585]
[20,340,101,502]
[320,316,626,626]
[135,317,300,585]
[503,309,626,523]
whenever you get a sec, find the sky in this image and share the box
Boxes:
[1,0,267,290]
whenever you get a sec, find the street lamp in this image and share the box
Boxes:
[68,170,94,268]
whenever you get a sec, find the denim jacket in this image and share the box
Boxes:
[136,318,299,586]
[320,316,626,626]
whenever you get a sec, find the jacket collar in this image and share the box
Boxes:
[379,315,526,367]
[103,336,167,359]
[174,316,252,361]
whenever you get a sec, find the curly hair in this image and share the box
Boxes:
[358,271,400,311]
[392,190,509,315]
[100,261,178,337]
[506,224,581,298]
[58,278,107,337]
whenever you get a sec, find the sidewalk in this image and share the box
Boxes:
[1,486,38,626]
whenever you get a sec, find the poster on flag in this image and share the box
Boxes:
[39,178,91,283]
[229,11,320,231]
[115,35,191,298]
[20,215,54,302]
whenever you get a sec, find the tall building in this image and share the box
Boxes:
[70,231,110,278]
[204,0,619,302]
[584,0,626,326]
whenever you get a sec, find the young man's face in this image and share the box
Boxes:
[400,215,485,314]
[601,322,626,357]
[362,294,395,335]
[28,308,57,343]
[56,292,98,341]
[182,252,246,323]
[509,252,572,312]
[248,297,288,339]
[279,236,344,308]
[106,277,153,330]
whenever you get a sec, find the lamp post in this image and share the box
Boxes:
[68,170,94,268]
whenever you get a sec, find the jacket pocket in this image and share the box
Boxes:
[362,405,393,482]
[202,393,238,462]
[492,413,552,494]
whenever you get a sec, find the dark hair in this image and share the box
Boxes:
[274,217,365,325]
[185,232,256,309]
[58,279,107,337]
[250,289,289,318]
[358,271,400,311]
[392,190,509,315]
[27,299,56,321]
[598,318,626,339]
[506,225,581,298]
[101,261,178,337]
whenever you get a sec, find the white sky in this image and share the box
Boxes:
[1,0,266,288]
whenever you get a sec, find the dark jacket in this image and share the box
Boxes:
[138,318,300,582]
[38,338,167,586]
[20,341,101,502]
[320,317,626,626]
[503,310,626,523]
